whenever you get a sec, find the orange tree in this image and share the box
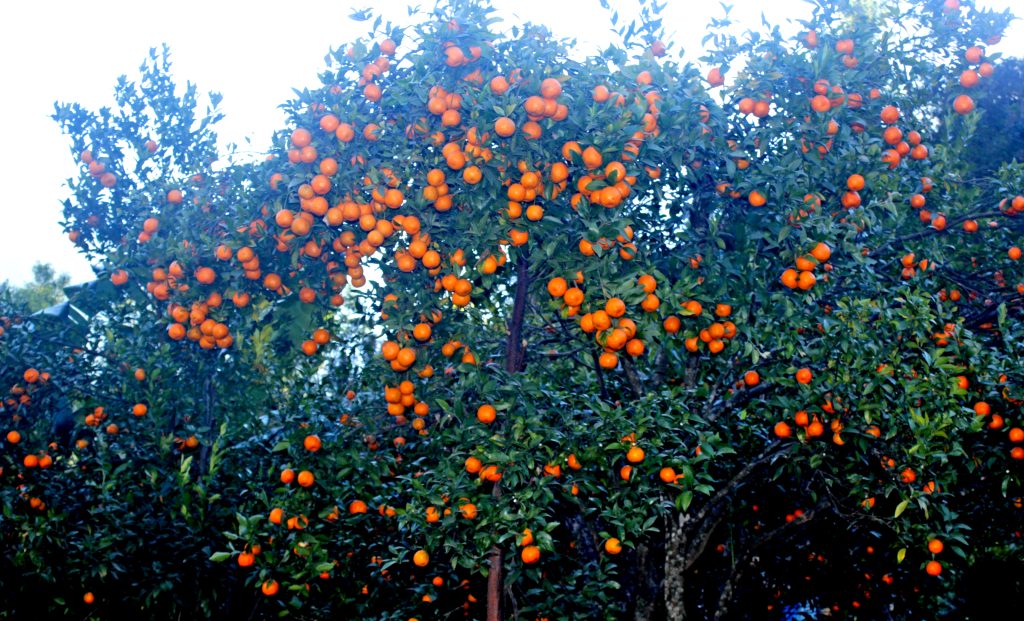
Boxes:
[3,0,1024,618]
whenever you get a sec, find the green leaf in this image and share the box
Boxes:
[894,499,909,518]
[209,552,231,562]
[679,491,693,511]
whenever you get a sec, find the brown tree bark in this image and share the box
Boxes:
[487,253,530,621]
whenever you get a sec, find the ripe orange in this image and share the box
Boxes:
[547,277,568,298]
[303,435,322,452]
[880,105,900,124]
[604,538,623,554]
[953,94,974,114]
[797,270,816,290]
[626,446,645,463]
[605,297,626,318]
[810,242,831,262]
[540,77,562,99]
[927,538,944,554]
[494,116,515,137]
[297,470,315,487]
[262,579,280,596]
[476,404,497,424]
[925,560,942,576]
[795,368,812,384]
[413,550,430,567]
[521,545,541,564]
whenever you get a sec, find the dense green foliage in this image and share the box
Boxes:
[2,1,1023,619]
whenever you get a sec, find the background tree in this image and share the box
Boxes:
[966,56,1024,175]
[0,263,70,313]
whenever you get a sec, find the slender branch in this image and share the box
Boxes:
[871,209,1006,254]
[622,356,646,399]
[692,443,785,528]
[592,351,610,401]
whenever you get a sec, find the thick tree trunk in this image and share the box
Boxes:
[487,253,530,621]
[663,517,688,620]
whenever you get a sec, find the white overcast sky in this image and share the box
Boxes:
[0,0,1020,286]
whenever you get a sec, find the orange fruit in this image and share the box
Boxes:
[494,116,515,137]
[547,277,568,298]
[810,242,831,262]
[953,94,974,114]
[659,467,678,483]
[303,435,322,452]
[626,446,645,463]
[540,77,562,99]
[604,297,626,318]
[521,545,541,564]
[476,404,497,424]
[604,538,622,554]
[262,579,280,596]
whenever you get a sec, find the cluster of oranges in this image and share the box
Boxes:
[383,381,431,434]
[546,274,656,368]
[9,372,58,480]
[662,300,741,355]
[952,46,994,116]
[772,408,854,445]
[898,251,936,281]
[78,148,117,189]
[463,454,502,483]
[164,295,234,350]
[973,399,1024,460]
[300,328,332,357]
[2,368,48,417]
[780,241,832,291]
